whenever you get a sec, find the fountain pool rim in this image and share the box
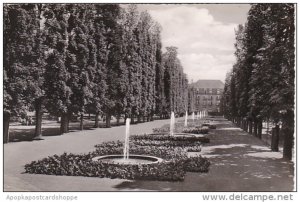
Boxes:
[173,133,205,137]
[92,154,163,165]
[150,132,205,137]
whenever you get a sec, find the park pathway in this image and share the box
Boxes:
[4,117,294,191]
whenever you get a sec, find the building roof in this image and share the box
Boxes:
[190,80,224,89]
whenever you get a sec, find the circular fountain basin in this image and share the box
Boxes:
[92,155,163,165]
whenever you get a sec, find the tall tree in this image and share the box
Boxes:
[154,23,166,118]
[122,5,142,122]
[43,4,72,134]
[86,5,109,128]
[3,4,45,142]
[66,5,94,130]
[103,5,125,127]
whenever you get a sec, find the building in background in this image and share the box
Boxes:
[189,80,224,112]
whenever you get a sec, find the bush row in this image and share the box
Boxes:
[185,155,211,172]
[182,127,209,134]
[131,134,210,143]
[130,139,202,150]
[201,123,217,129]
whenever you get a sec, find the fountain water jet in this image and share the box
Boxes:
[184,111,188,127]
[123,118,130,160]
[170,112,175,136]
[192,112,195,123]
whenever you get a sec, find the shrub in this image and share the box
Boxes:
[131,134,209,143]
[185,145,202,152]
[182,127,209,134]
[201,123,217,129]
[152,123,185,134]
[130,139,203,150]
[185,155,210,172]
[209,125,217,129]
[152,127,170,134]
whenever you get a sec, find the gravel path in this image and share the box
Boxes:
[4,117,294,191]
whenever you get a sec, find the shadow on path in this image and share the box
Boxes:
[114,119,294,191]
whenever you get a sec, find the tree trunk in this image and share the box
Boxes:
[106,112,111,128]
[94,112,100,128]
[266,120,270,135]
[4,112,10,143]
[249,121,253,134]
[67,113,71,132]
[240,120,244,130]
[283,110,294,160]
[124,115,127,124]
[60,113,69,134]
[271,125,280,152]
[147,116,150,122]
[257,120,262,139]
[137,115,141,123]
[253,121,258,137]
[116,114,120,126]
[237,117,241,127]
[34,99,43,138]
[131,115,135,124]
[244,120,248,132]
[243,120,246,131]
[80,113,84,130]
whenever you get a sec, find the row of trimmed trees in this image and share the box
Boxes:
[4,4,189,143]
[220,4,295,160]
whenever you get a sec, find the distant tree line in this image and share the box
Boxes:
[220,4,295,160]
[3,4,189,142]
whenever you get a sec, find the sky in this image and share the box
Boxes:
[137,4,251,83]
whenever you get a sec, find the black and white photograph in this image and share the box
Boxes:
[1,0,297,198]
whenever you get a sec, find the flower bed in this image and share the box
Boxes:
[185,155,211,172]
[130,139,203,149]
[24,140,210,181]
[153,122,212,134]
[131,134,209,143]
[182,127,209,134]
[201,123,217,129]
[24,152,186,181]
